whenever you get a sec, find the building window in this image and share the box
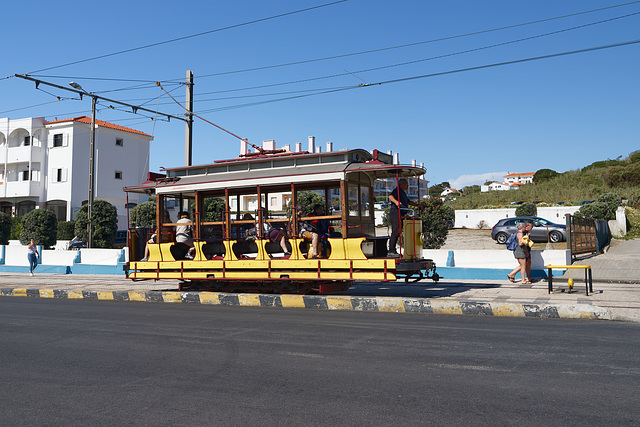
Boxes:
[115,171,123,180]
[116,138,123,147]
[24,136,31,146]
[53,168,67,183]
[53,134,63,147]
[22,170,30,181]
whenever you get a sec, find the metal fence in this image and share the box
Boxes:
[566,214,611,261]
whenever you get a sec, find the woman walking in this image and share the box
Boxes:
[507,221,534,284]
[27,238,39,276]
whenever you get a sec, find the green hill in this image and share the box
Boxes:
[448,152,640,210]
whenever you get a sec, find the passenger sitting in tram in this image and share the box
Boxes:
[308,204,333,257]
[296,206,321,258]
[262,211,290,256]
[140,228,157,262]
[175,211,196,259]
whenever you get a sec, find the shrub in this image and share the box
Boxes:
[57,221,76,240]
[381,206,391,227]
[19,209,57,248]
[477,220,489,229]
[604,164,640,187]
[576,201,614,220]
[515,202,537,217]
[75,200,118,248]
[0,212,11,245]
[598,192,621,214]
[417,198,449,249]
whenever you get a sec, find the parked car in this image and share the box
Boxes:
[491,216,566,244]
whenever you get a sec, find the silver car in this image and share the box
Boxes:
[491,216,566,244]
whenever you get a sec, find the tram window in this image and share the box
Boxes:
[360,185,371,217]
[348,186,359,217]
[329,188,341,215]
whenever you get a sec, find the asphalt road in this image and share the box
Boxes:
[2,298,639,426]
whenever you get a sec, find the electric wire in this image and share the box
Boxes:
[24,0,348,75]
[202,38,640,113]
[19,1,640,85]
[173,0,640,80]
[196,10,640,96]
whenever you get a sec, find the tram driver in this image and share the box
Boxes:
[387,178,419,257]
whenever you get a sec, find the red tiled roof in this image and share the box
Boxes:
[44,116,152,138]
[504,172,535,177]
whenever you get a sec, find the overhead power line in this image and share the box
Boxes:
[24,0,348,75]
[189,0,640,79]
[202,38,640,113]
[21,0,640,85]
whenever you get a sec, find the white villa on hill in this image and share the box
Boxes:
[0,116,153,228]
[481,171,535,192]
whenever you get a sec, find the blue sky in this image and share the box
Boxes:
[1,0,638,189]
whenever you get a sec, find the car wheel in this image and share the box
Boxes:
[549,231,562,243]
[495,232,508,244]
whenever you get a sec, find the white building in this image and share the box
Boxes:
[504,172,535,185]
[0,116,152,228]
[481,181,519,192]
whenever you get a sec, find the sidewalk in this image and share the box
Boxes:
[565,239,640,284]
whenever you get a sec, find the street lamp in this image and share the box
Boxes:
[70,81,96,248]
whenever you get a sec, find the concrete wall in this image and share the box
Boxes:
[454,206,581,229]
[423,248,570,270]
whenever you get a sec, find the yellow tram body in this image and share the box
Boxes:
[125,147,437,293]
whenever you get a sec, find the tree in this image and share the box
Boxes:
[296,191,325,216]
[56,221,76,240]
[129,201,157,228]
[416,198,449,249]
[19,209,57,248]
[203,198,225,221]
[533,168,559,184]
[0,212,11,245]
[75,200,118,248]
[515,202,537,217]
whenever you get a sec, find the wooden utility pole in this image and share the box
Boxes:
[185,70,194,166]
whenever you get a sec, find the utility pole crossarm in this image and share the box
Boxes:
[14,74,188,123]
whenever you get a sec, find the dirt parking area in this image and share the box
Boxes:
[376,226,568,250]
[441,228,568,250]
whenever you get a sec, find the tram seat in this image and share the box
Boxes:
[146,243,162,262]
[201,241,226,259]
[232,240,259,258]
[170,243,191,260]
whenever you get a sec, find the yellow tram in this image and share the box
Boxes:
[125,147,438,293]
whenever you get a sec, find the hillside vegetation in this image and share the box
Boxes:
[448,152,640,210]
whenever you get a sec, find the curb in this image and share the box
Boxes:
[0,287,614,321]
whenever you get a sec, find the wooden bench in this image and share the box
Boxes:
[546,265,593,295]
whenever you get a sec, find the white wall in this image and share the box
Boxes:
[454,206,581,229]
[423,248,571,269]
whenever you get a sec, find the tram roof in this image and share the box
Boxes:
[124,148,425,195]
